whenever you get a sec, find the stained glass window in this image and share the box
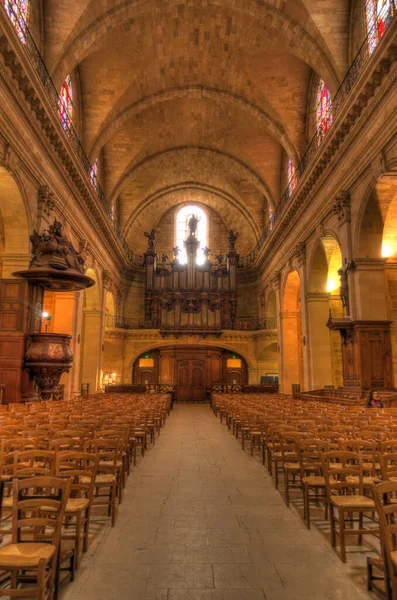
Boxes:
[90,159,98,187]
[288,158,297,196]
[59,75,73,133]
[315,79,332,146]
[175,205,207,265]
[4,0,29,43]
[366,0,394,54]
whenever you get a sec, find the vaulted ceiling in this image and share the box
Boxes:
[40,0,353,255]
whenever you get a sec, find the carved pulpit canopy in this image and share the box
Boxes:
[13,218,95,291]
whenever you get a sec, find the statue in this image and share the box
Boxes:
[161,253,169,264]
[228,230,239,251]
[202,246,211,260]
[173,246,181,261]
[187,214,201,237]
[29,218,86,274]
[338,260,354,315]
[214,253,224,266]
[144,229,156,249]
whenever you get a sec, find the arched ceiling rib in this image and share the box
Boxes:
[39,0,353,257]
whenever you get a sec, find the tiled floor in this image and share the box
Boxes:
[62,404,377,600]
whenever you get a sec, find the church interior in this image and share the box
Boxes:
[0,0,397,598]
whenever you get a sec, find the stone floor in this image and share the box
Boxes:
[62,404,378,600]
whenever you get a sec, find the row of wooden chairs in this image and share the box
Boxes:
[0,392,172,599]
[213,393,397,598]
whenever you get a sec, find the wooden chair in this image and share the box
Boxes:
[296,438,329,529]
[84,440,119,526]
[372,480,397,600]
[322,450,377,562]
[0,476,71,600]
[55,451,99,569]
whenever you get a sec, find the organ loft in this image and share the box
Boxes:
[143,216,240,336]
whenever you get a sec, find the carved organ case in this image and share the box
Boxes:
[143,229,239,336]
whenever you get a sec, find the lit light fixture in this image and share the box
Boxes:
[42,311,52,332]
[326,279,338,293]
[112,372,116,377]
[382,243,394,258]
[145,354,149,359]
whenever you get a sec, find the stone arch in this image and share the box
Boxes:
[257,341,279,380]
[127,340,255,372]
[112,146,274,210]
[105,290,115,316]
[81,267,102,393]
[355,174,397,384]
[307,236,343,389]
[281,270,303,393]
[52,0,340,95]
[355,178,384,259]
[0,166,30,277]
[89,86,298,165]
[123,184,260,254]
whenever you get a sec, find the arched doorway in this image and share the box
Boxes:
[281,271,303,394]
[80,268,101,394]
[308,236,343,389]
[132,346,248,401]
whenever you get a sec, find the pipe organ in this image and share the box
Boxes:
[143,227,239,337]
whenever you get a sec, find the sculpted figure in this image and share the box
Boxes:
[187,214,200,236]
[173,246,181,260]
[202,246,211,259]
[144,229,156,249]
[28,218,85,273]
[228,230,239,250]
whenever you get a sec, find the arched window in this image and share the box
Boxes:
[315,79,332,146]
[288,158,297,196]
[175,205,207,265]
[59,75,73,133]
[366,0,394,54]
[90,159,98,187]
[4,0,29,43]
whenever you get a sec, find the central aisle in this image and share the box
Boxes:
[63,404,372,600]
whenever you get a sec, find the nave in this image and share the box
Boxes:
[63,404,373,600]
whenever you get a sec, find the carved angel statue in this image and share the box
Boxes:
[187,214,201,236]
[29,218,85,273]
[214,253,225,266]
[228,230,239,250]
[161,253,169,264]
[144,229,156,249]
[173,246,181,260]
[202,246,211,260]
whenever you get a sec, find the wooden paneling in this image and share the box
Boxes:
[132,346,248,401]
[0,280,35,404]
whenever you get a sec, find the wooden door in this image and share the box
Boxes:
[177,359,205,402]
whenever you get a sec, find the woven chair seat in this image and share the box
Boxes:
[81,474,116,485]
[284,462,300,470]
[363,462,381,471]
[330,495,375,509]
[346,475,381,485]
[0,543,55,567]
[302,476,325,486]
[99,460,122,469]
[43,498,90,513]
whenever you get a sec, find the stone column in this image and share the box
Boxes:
[306,292,333,389]
[80,309,104,393]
